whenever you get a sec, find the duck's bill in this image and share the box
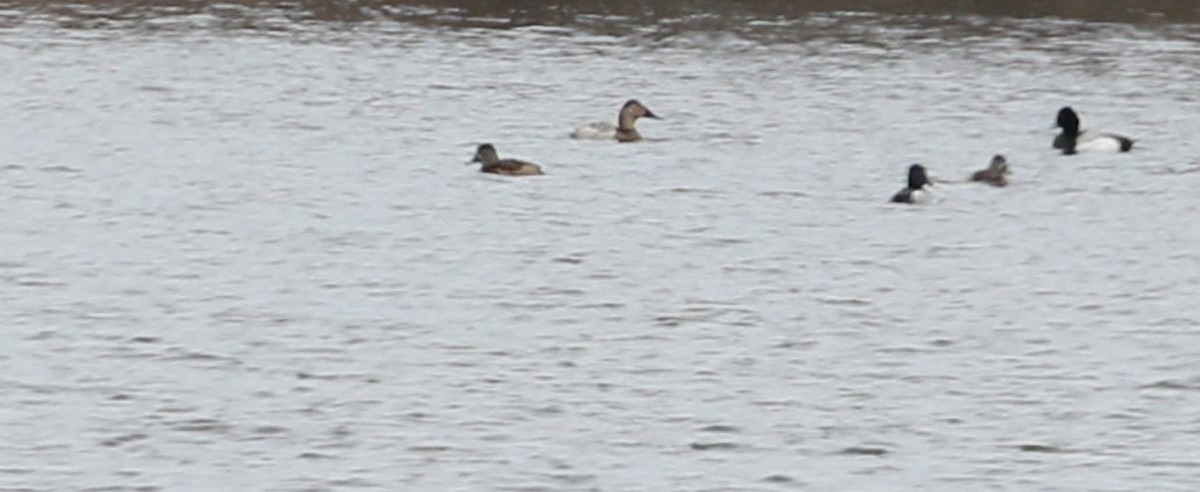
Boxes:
[644,110,661,119]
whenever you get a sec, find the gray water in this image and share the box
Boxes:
[2,4,1200,491]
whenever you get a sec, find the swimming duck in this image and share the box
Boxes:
[1053,107,1134,155]
[571,99,660,142]
[891,164,933,204]
[469,144,543,176]
[970,154,1010,187]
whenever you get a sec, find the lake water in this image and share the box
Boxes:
[2,2,1199,491]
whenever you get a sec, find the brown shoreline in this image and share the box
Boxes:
[5,0,1199,25]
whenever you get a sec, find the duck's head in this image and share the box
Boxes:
[907,164,930,189]
[1056,107,1080,132]
[622,99,660,120]
[989,154,1009,174]
[470,144,498,165]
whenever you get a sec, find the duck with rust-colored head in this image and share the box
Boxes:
[971,154,1010,187]
[571,99,661,142]
[469,144,543,176]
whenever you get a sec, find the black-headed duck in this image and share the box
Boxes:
[1053,107,1134,155]
[891,164,933,204]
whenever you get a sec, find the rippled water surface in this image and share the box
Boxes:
[2,3,1200,491]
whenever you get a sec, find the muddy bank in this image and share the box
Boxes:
[5,0,1199,27]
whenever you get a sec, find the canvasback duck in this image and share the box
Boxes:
[571,99,660,142]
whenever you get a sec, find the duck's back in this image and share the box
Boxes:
[892,187,933,204]
[484,159,543,176]
[571,121,617,140]
[1076,131,1134,152]
[971,169,1007,187]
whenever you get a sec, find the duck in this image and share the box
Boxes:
[891,164,933,204]
[1053,107,1134,155]
[970,154,1010,187]
[571,99,660,142]
[469,144,543,176]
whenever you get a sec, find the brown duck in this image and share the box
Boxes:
[470,144,543,176]
[970,154,1009,187]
